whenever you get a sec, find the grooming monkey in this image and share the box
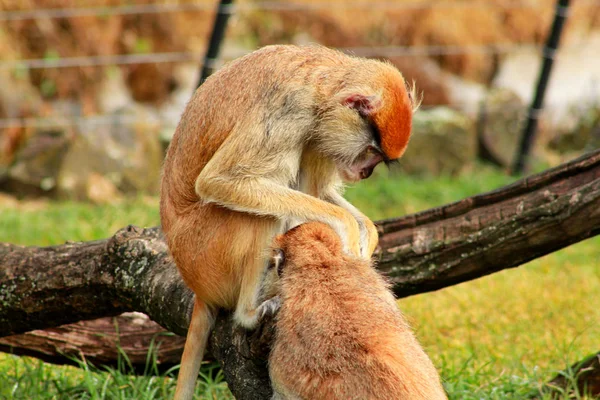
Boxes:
[160,44,418,399]
[265,222,447,400]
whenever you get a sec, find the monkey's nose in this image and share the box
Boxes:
[360,167,374,179]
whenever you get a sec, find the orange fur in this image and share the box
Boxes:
[372,73,414,160]
[269,222,447,400]
[160,44,415,399]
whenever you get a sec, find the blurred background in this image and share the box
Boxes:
[0,0,599,203]
[0,1,599,399]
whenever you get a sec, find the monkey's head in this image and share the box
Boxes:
[268,222,343,279]
[315,64,419,182]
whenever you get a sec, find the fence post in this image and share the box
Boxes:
[512,0,570,175]
[197,0,234,88]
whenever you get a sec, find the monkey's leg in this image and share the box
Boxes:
[234,255,278,329]
[174,300,214,400]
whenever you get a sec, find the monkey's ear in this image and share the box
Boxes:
[268,248,286,277]
[342,94,381,117]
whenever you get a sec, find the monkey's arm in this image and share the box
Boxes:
[322,190,379,257]
[195,174,361,255]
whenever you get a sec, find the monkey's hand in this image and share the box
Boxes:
[360,217,379,258]
[321,191,373,258]
[256,296,281,322]
[331,212,362,257]
[196,168,364,257]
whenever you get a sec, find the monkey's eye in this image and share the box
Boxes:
[363,118,382,150]
[365,143,387,163]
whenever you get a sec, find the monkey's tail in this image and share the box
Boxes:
[174,300,215,400]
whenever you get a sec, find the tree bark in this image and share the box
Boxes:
[377,148,600,296]
[0,149,599,399]
[0,313,185,374]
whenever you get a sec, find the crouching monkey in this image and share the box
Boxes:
[160,44,419,399]
[264,222,447,400]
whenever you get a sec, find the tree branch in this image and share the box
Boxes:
[379,148,600,297]
[0,226,192,337]
[0,149,599,399]
[0,313,185,374]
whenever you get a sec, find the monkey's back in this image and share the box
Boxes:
[270,225,446,399]
[160,44,400,212]
[160,45,355,306]
[160,44,412,308]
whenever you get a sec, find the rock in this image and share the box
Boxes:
[0,129,73,197]
[0,127,25,181]
[86,173,122,204]
[0,100,84,197]
[493,32,600,130]
[445,75,487,117]
[157,63,199,144]
[0,69,43,119]
[478,88,527,167]
[56,104,162,201]
[400,107,476,176]
[97,68,133,115]
[0,68,46,183]
[548,105,600,154]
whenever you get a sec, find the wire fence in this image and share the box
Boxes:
[0,44,551,70]
[2,0,591,22]
[1,41,593,71]
[0,0,597,139]
[0,101,551,130]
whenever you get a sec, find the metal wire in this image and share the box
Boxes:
[0,102,541,130]
[0,44,550,70]
[0,52,199,70]
[0,0,596,130]
[0,114,166,130]
[0,0,582,22]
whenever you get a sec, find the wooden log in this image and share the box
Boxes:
[0,149,598,399]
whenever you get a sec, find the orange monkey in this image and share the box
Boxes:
[266,222,447,400]
[160,44,418,399]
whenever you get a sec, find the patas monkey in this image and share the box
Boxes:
[265,222,447,400]
[160,44,418,399]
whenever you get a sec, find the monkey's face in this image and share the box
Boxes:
[317,73,417,182]
[337,146,385,182]
[269,222,342,278]
[315,96,389,182]
[321,109,395,183]
[258,248,286,304]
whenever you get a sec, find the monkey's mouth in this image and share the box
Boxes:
[340,161,379,182]
[339,153,383,182]
[339,168,362,182]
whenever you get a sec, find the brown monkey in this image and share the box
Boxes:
[160,44,418,399]
[266,222,447,400]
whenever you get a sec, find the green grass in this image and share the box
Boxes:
[344,164,516,219]
[1,164,598,399]
[0,354,230,400]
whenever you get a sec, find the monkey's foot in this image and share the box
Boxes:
[257,296,281,323]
